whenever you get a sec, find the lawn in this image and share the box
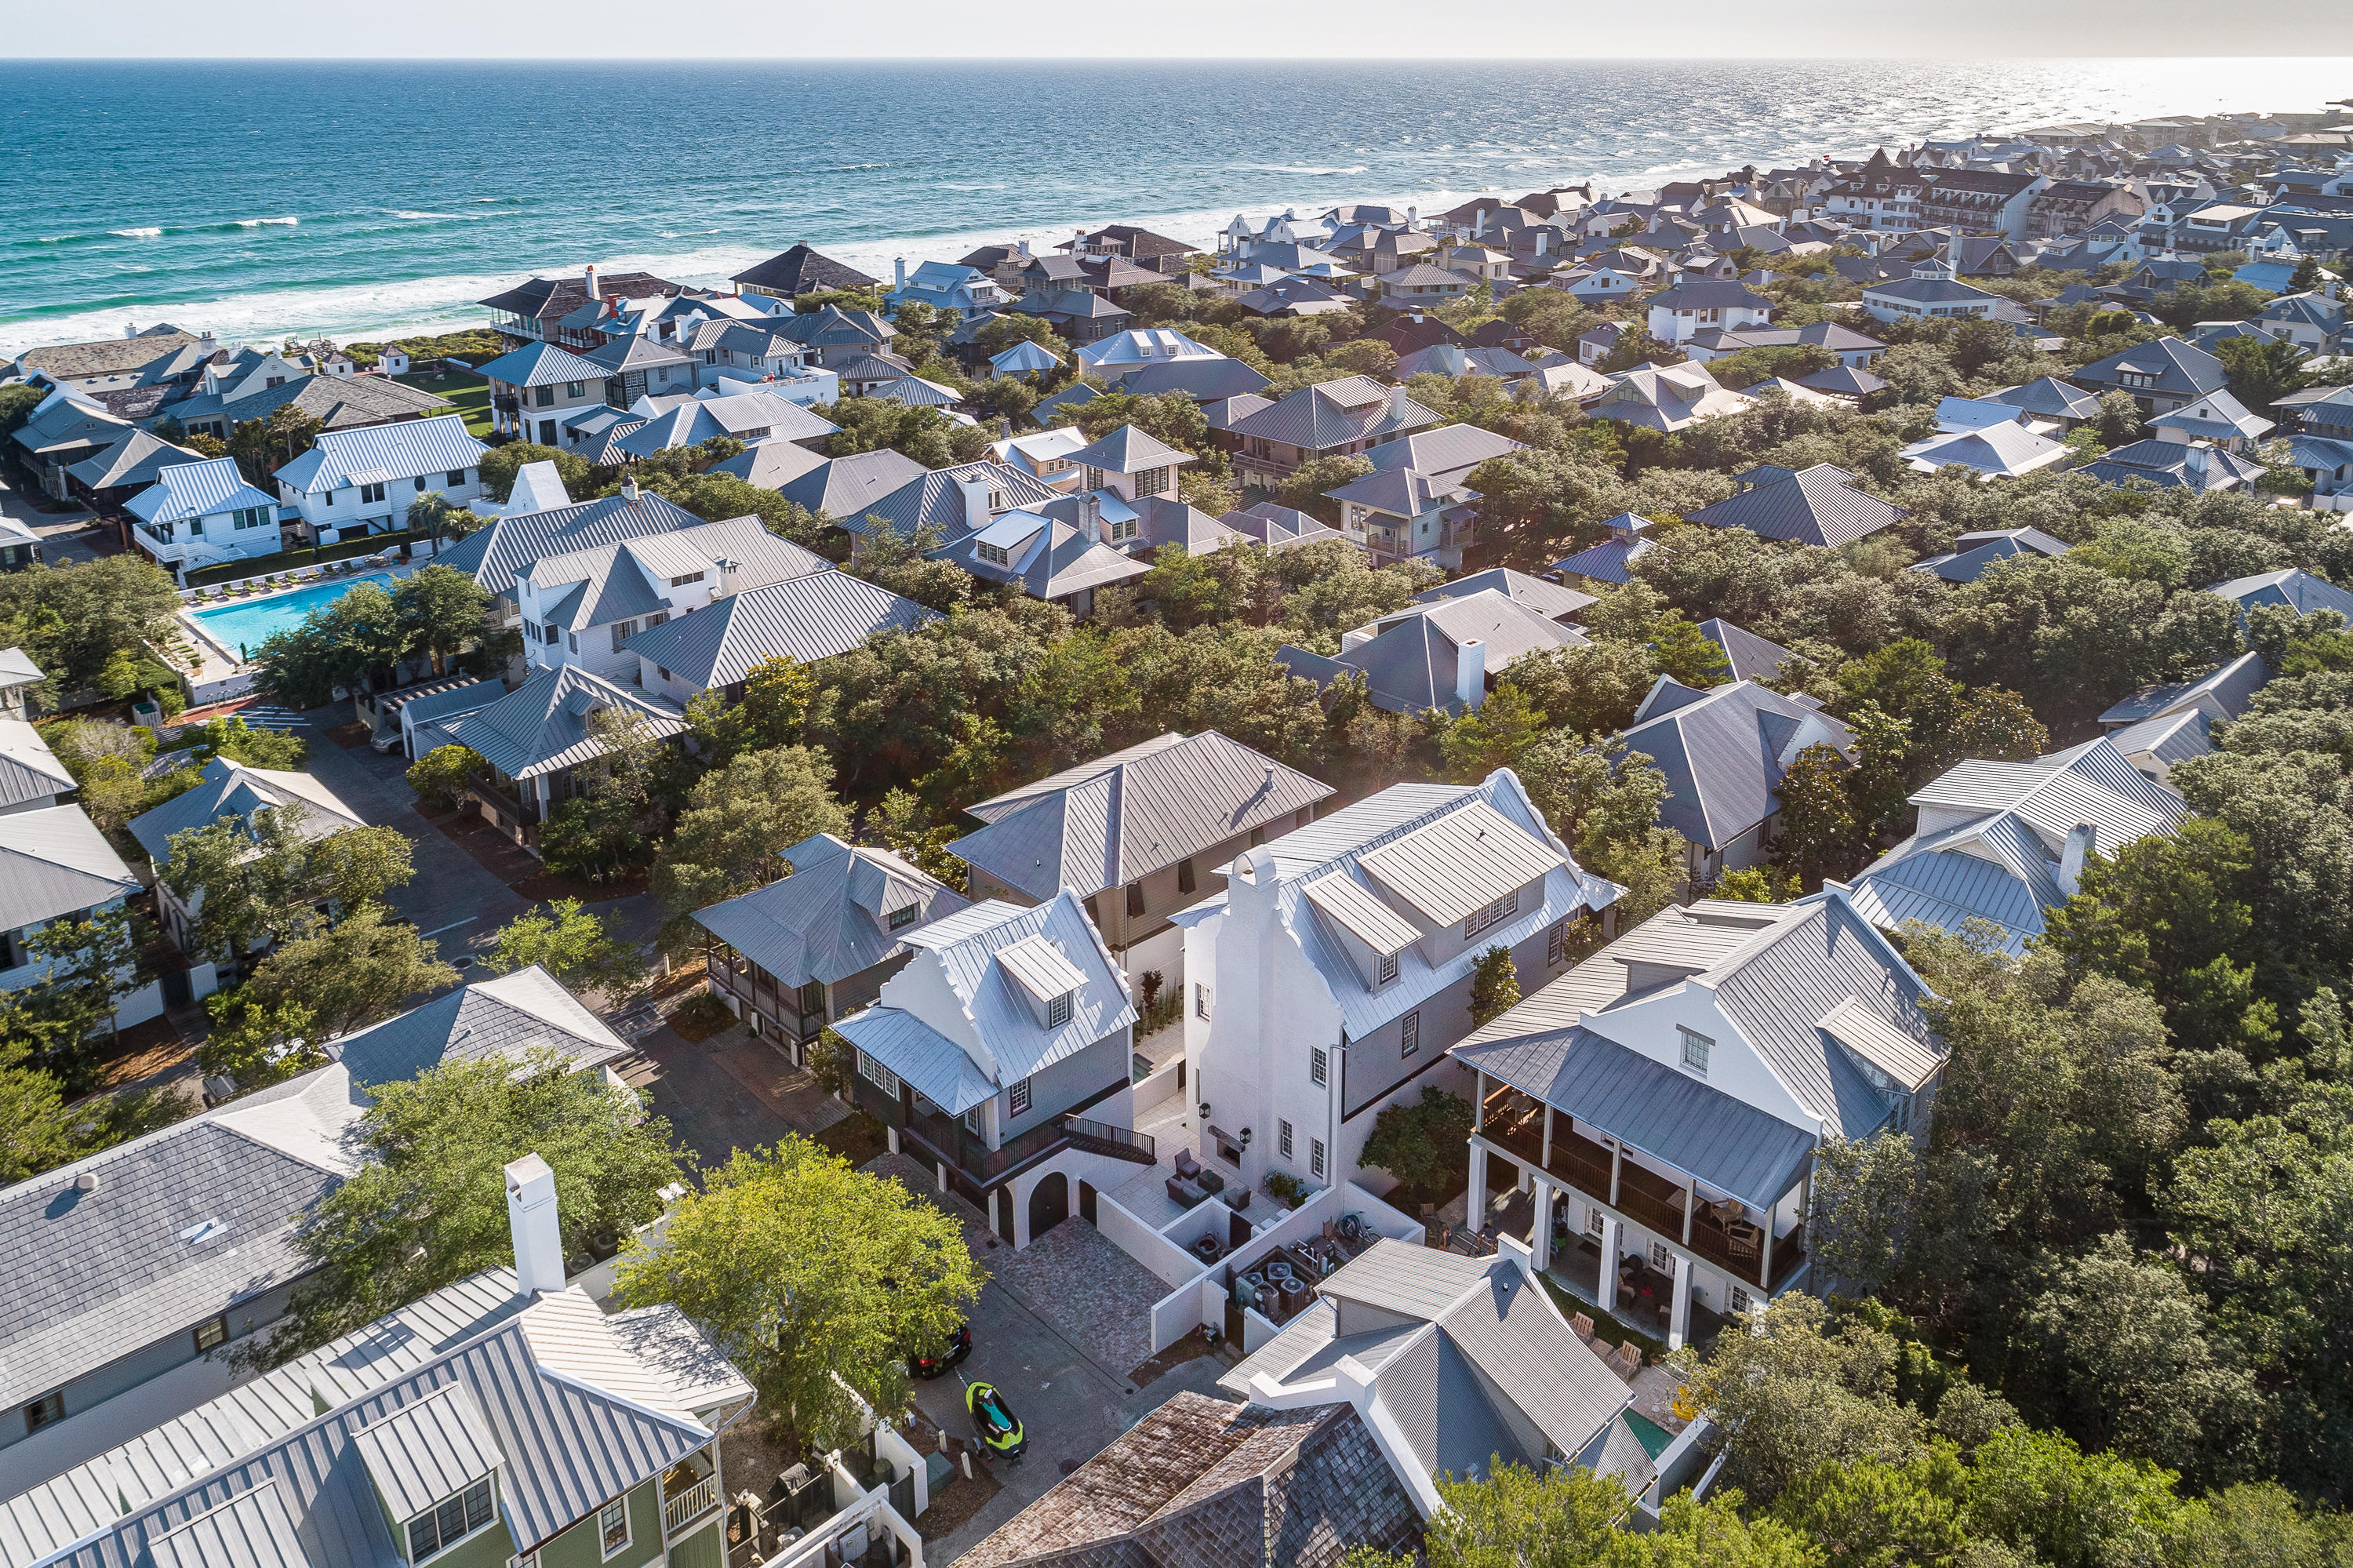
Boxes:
[396,371,493,438]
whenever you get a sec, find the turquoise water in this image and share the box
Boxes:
[5,58,2349,353]
[1624,1409,1677,1460]
[190,573,395,660]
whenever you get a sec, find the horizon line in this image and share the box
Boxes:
[10,52,2352,63]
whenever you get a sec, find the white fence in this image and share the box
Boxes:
[1133,1058,1184,1115]
[1097,1188,1207,1290]
[1136,1180,1426,1354]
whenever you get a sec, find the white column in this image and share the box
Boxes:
[1668,1253,1693,1352]
[1531,1178,1554,1271]
[1465,1141,1488,1236]
[1598,1216,1621,1314]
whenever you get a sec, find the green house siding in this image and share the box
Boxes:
[536,1479,664,1568]
[424,1519,526,1568]
[667,1520,725,1568]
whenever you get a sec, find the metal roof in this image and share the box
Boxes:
[0,720,75,812]
[995,933,1088,1004]
[624,569,935,689]
[1356,799,1565,926]
[2208,567,2353,623]
[950,731,1333,902]
[471,341,611,389]
[1301,871,1421,954]
[420,665,685,780]
[690,834,964,988]
[828,1006,998,1115]
[1226,378,1441,452]
[272,416,488,497]
[1818,997,1943,1091]
[1417,568,1595,624]
[145,1482,312,1568]
[1695,618,1791,682]
[1685,464,1908,547]
[349,1386,500,1523]
[894,893,1136,1086]
[435,491,706,601]
[0,804,143,932]
[126,756,363,864]
[124,457,278,525]
[1062,424,1193,475]
[1618,680,1856,850]
[2097,650,2270,726]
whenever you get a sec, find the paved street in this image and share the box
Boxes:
[0,471,105,565]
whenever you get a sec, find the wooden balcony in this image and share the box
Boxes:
[664,1473,717,1537]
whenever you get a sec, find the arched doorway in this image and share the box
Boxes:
[1028,1172,1070,1241]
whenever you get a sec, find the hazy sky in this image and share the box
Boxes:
[19,1,2353,58]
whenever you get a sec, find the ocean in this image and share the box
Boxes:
[5,56,2349,355]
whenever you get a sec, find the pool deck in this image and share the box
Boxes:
[179,564,420,702]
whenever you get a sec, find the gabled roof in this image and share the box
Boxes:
[0,719,74,813]
[1063,423,1194,475]
[1902,420,2072,478]
[1845,737,2186,954]
[471,340,612,389]
[330,966,629,1086]
[1172,772,1619,1042]
[435,489,704,600]
[421,664,684,780]
[1104,355,1272,403]
[1909,526,2072,584]
[1695,618,1793,682]
[2097,649,2270,727]
[521,517,827,632]
[624,568,936,689]
[272,415,488,496]
[126,755,363,864]
[1417,568,1595,624]
[1220,503,1345,552]
[64,429,202,492]
[1792,363,1889,398]
[1620,679,1856,849]
[2206,566,2353,623]
[951,731,1334,901]
[706,438,829,491]
[2150,389,2274,443]
[855,460,1062,540]
[1686,464,1908,547]
[691,834,966,989]
[0,804,144,932]
[125,457,279,525]
[2073,335,2229,398]
[775,447,929,524]
[833,893,1136,1101]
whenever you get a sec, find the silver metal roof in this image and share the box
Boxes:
[0,805,142,932]
[1818,997,1942,1091]
[1301,871,1420,954]
[690,834,965,988]
[420,665,685,780]
[349,1386,500,1523]
[995,933,1087,1005]
[1355,799,1565,926]
[624,569,936,690]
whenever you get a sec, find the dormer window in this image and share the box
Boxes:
[887,904,918,930]
[1679,1027,1713,1077]
[1464,890,1518,940]
[1377,949,1398,985]
[406,1478,495,1563]
[1046,991,1072,1028]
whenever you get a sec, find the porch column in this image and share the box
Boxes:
[1540,1105,1554,1170]
[1598,1216,1621,1314]
[1683,1175,1697,1246]
[1609,1141,1622,1206]
[1667,1253,1693,1352]
[1760,1200,1775,1292]
[1473,1070,1486,1130]
[1531,1177,1554,1271]
[936,1160,949,1195]
[1466,1140,1488,1235]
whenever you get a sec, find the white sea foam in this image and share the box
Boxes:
[109,227,162,238]
[1231,164,1370,176]
[387,209,471,220]
[234,216,300,228]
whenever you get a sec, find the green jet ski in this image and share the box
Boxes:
[966,1378,1027,1462]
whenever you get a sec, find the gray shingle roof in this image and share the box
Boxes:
[730,243,878,294]
[1417,568,1595,623]
[952,731,1334,901]
[1686,463,1907,548]
[330,966,629,1086]
[691,834,966,988]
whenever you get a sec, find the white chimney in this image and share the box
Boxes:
[1407,205,1419,226]
[505,1153,565,1297]
[2186,442,2210,481]
[958,475,992,533]
[714,556,737,596]
[894,256,907,289]
[1016,238,1031,260]
[621,476,640,501]
[2056,823,2095,898]
[1455,638,1486,711]
[584,264,599,304]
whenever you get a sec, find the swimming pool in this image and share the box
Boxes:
[188,573,396,661]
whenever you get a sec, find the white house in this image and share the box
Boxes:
[1860,261,2001,324]
[271,414,488,545]
[1453,892,1945,1345]
[122,457,286,580]
[1173,770,1621,1209]
[473,340,615,446]
[0,805,167,1029]
[513,516,829,684]
[831,893,1158,1249]
[1642,279,1773,346]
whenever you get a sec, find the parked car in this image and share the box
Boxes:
[908,1320,971,1378]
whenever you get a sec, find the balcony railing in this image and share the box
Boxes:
[663,1475,717,1537]
[465,777,538,828]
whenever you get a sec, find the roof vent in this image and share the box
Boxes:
[74,1172,98,1194]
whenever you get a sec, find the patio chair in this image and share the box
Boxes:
[1571,1313,1595,1343]
[1173,1148,1202,1181]
[1166,1175,1203,1210]
[1725,1220,1762,1261]
[1610,1341,1643,1381]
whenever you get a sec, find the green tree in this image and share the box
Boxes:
[1962,1425,2182,1568]
[0,555,184,697]
[200,712,307,769]
[482,898,646,1002]
[1810,1130,1922,1293]
[652,746,852,923]
[0,907,148,1084]
[261,1048,684,1362]
[249,580,412,707]
[406,743,482,809]
[1417,1461,1634,1566]
[164,807,415,971]
[538,708,671,883]
[687,653,816,764]
[1468,945,1521,1027]
[867,788,966,890]
[238,903,457,1039]
[1274,453,1373,522]
[1439,686,1549,779]
[391,564,489,675]
[1652,613,1732,687]
[228,403,322,486]
[612,1138,984,1452]
[196,993,322,1093]
[406,490,482,549]
[2212,333,2311,413]
[1773,742,1860,887]
[1358,1087,1474,1194]
[476,442,593,503]
[1771,1450,1970,1568]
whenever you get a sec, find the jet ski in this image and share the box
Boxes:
[966,1379,1026,1462]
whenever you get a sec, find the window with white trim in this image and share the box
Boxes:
[1649,1239,1671,1271]
[1310,1047,1327,1086]
[1586,1205,1605,1237]
[1046,991,1072,1028]
[406,1477,496,1563]
[1377,949,1398,986]
[856,1050,901,1097]
[1678,1027,1712,1077]
[1195,982,1211,1019]
[1133,465,1171,497]
[1009,1077,1032,1117]
[1729,1283,1754,1315]
[1464,890,1518,940]
[359,482,387,504]
[1278,1119,1293,1158]
[598,1497,631,1559]
[1547,919,1568,965]
[1401,1011,1420,1058]
[1310,1137,1326,1178]
[670,571,704,587]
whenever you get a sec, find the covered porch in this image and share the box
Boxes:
[1465,1068,1811,1352]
